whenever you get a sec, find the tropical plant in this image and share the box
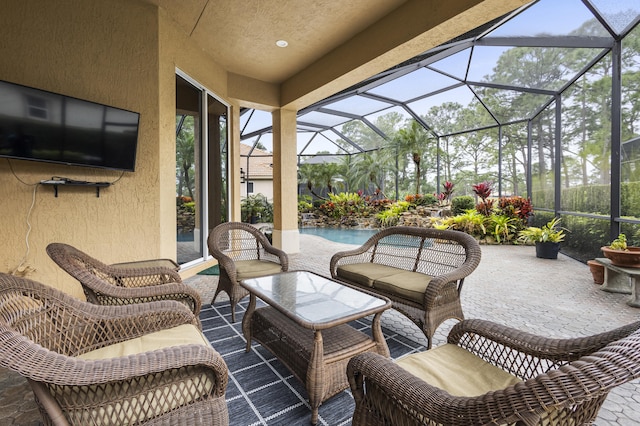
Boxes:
[608,234,628,251]
[450,210,487,237]
[376,201,410,227]
[297,195,313,212]
[487,214,519,243]
[472,181,494,216]
[437,181,455,205]
[517,217,566,244]
[318,192,371,219]
[240,193,271,223]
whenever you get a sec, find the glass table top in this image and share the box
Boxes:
[241,271,389,326]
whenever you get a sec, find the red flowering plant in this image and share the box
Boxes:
[443,181,454,199]
[436,181,455,206]
[472,181,494,216]
[497,196,533,225]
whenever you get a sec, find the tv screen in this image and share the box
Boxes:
[0,79,139,171]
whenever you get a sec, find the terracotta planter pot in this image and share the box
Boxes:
[601,246,640,268]
[587,260,604,284]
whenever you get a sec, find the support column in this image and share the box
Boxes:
[229,102,242,222]
[272,108,300,253]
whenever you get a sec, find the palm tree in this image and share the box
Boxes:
[298,163,326,200]
[395,120,431,194]
[353,150,389,197]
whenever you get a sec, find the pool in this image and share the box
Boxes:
[299,227,378,245]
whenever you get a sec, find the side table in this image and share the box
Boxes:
[596,258,640,307]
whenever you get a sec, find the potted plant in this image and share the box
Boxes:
[601,234,640,268]
[517,217,566,259]
[241,194,268,224]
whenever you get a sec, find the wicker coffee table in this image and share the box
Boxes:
[240,270,391,424]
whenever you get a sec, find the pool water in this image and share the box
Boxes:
[299,227,378,245]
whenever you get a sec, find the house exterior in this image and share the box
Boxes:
[240,143,274,200]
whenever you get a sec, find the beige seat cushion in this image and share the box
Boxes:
[76,324,215,425]
[79,323,210,359]
[336,263,406,287]
[373,271,431,303]
[234,259,283,280]
[396,344,522,397]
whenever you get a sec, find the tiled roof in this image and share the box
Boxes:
[240,144,273,179]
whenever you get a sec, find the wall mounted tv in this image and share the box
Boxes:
[0,79,139,171]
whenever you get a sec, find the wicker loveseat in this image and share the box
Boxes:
[0,273,228,425]
[46,242,202,315]
[347,318,640,425]
[330,226,481,348]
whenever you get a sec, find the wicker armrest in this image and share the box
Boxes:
[448,319,640,370]
[211,250,239,280]
[102,264,183,286]
[262,244,289,271]
[329,245,374,277]
[77,272,202,315]
[347,352,516,426]
[111,258,180,271]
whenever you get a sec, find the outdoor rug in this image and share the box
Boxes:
[198,264,220,275]
[201,299,427,426]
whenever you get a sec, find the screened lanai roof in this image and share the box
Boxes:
[239,0,640,160]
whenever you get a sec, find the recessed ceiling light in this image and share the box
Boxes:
[276,40,288,48]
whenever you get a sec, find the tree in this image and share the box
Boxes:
[298,163,326,200]
[176,115,195,199]
[394,120,431,194]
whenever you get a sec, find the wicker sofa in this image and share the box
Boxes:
[0,273,228,425]
[330,226,481,348]
[347,318,640,425]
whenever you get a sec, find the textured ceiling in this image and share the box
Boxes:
[142,0,407,83]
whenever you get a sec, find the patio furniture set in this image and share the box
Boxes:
[1,223,640,425]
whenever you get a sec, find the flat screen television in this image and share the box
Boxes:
[0,79,139,171]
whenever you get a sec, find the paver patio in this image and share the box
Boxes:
[1,234,639,425]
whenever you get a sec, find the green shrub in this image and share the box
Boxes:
[451,196,474,215]
[182,201,196,214]
[376,201,410,227]
[404,193,437,207]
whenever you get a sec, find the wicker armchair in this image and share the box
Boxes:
[46,242,201,315]
[330,226,481,348]
[207,222,289,322]
[348,319,640,425]
[0,273,228,425]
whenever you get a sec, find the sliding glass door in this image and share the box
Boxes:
[176,73,228,266]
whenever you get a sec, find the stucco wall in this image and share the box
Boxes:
[0,0,234,296]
